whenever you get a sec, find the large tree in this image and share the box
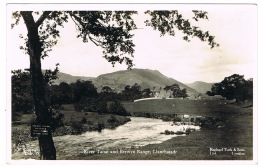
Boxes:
[164,83,188,98]
[12,10,218,160]
[210,74,253,102]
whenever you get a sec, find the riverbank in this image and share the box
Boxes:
[12,108,131,154]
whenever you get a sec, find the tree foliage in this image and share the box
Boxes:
[145,10,219,48]
[206,90,215,96]
[12,10,218,68]
[12,70,34,119]
[141,88,152,98]
[210,74,253,102]
[69,11,137,68]
[74,96,107,114]
[164,83,188,98]
[71,80,98,103]
[107,100,130,116]
[11,69,64,130]
[101,85,113,94]
[47,82,73,105]
[122,83,142,101]
[13,11,138,68]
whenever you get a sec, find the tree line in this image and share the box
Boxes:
[12,69,188,119]
[206,74,253,103]
[12,70,129,118]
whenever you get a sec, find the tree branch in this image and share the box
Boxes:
[35,11,51,27]
[20,11,35,30]
[69,13,82,30]
[88,34,101,46]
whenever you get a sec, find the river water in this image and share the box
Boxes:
[13,117,200,159]
[55,117,200,158]
[80,117,198,148]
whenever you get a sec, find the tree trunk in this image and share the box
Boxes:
[21,11,56,160]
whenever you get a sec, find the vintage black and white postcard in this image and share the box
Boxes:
[5,2,258,165]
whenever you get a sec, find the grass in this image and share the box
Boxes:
[123,99,247,117]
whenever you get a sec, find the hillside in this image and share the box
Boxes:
[53,72,94,84]
[92,68,198,95]
[186,81,214,94]
[53,69,198,95]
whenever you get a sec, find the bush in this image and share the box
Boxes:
[12,112,22,122]
[161,115,171,122]
[173,117,182,122]
[71,121,83,134]
[108,101,131,116]
[107,115,118,124]
[74,97,130,116]
[81,117,87,124]
[49,110,64,131]
[97,122,105,132]
[74,97,108,114]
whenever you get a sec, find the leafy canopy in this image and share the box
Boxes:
[210,74,253,102]
[12,10,219,69]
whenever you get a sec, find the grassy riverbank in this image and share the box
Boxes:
[12,104,130,154]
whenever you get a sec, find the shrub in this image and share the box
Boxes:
[12,112,22,122]
[97,122,105,132]
[161,115,171,121]
[81,117,87,124]
[74,97,108,114]
[108,101,131,116]
[86,120,94,125]
[71,121,83,134]
[49,110,64,131]
[173,117,182,122]
[107,115,118,124]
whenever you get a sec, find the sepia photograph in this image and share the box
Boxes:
[6,3,257,164]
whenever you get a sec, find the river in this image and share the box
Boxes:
[12,117,200,159]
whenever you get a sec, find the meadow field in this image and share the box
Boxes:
[123,99,236,117]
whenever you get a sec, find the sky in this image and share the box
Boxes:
[7,4,257,84]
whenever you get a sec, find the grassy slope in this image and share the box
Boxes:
[186,81,214,94]
[123,99,230,117]
[53,72,94,84]
[93,68,198,94]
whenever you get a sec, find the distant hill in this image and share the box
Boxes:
[186,81,214,94]
[53,72,94,84]
[93,69,198,95]
[53,68,198,95]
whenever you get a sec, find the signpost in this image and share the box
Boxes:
[31,124,51,137]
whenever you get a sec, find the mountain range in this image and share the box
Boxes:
[186,81,215,94]
[53,68,213,95]
[54,72,94,84]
